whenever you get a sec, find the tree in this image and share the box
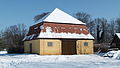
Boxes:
[116,18,120,33]
[2,24,27,53]
[74,12,95,36]
[108,19,117,36]
[88,20,96,37]
[74,12,91,27]
[0,31,5,51]
[92,18,108,43]
[33,12,50,22]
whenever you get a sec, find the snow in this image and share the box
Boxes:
[23,26,94,40]
[116,33,120,39]
[0,52,120,68]
[0,51,7,54]
[38,32,94,39]
[39,8,85,25]
[103,50,120,60]
[37,26,94,39]
[23,35,33,41]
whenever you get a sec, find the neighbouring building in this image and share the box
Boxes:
[110,33,120,50]
[23,8,94,55]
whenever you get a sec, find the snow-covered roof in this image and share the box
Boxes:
[116,33,120,39]
[23,8,94,41]
[38,8,85,25]
[23,26,94,40]
[37,32,94,39]
[24,32,94,41]
[37,26,94,39]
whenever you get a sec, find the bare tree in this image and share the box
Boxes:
[0,31,5,51]
[116,18,120,33]
[92,18,108,43]
[88,20,96,36]
[2,24,27,53]
[74,12,91,23]
[74,12,95,36]
[33,12,50,22]
[108,19,117,36]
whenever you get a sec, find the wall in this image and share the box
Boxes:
[40,39,61,55]
[24,39,40,54]
[111,43,116,48]
[76,40,93,54]
[24,39,93,55]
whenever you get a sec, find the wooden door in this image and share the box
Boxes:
[29,43,32,53]
[62,40,76,55]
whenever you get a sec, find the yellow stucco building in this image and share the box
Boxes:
[23,8,94,55]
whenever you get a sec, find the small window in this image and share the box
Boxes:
[40,25,44,29]
[84,42,88,46]
[48,42,53,46]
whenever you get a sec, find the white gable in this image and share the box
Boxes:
[116,33,120,39]
[42,8,85,25]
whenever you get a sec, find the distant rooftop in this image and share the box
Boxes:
[116,33,120,39]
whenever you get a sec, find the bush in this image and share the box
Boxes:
[7,45,24,53]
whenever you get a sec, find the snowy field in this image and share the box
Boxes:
[0,51,120,68]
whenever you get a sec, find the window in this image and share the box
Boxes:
[40,25,44,29]
[48,42,53,46]
[84,42,88,46]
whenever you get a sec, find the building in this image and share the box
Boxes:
[23,8,94,55]
[110,33,120,50]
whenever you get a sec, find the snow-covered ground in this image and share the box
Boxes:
[0,51,7,54]
[0,51,120,68]
[103,50,120,59]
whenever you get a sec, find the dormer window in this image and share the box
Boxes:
[34,27,38,29]
[40,25,44,29]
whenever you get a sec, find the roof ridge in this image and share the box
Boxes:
[37,8,85,25]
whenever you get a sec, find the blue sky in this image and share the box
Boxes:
[0,0,120,30]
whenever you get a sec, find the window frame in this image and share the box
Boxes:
[84,42,88,46]
[47,42,53,46]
